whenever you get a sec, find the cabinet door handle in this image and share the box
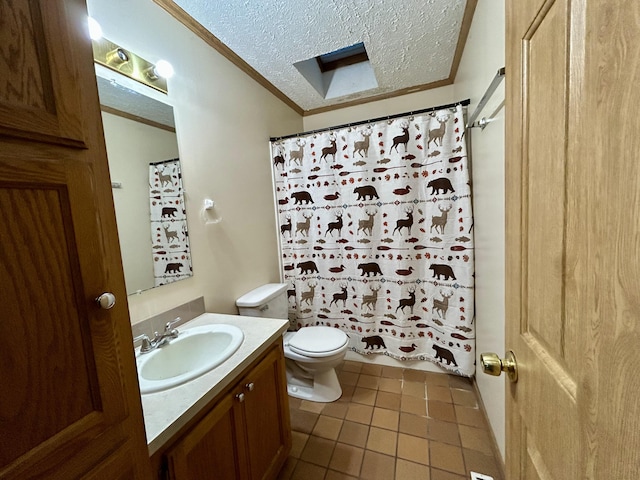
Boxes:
[236,393,245,403]
[245,382,255,392]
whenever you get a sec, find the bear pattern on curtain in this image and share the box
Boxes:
[271,104,474,376]
[149,158,192,287]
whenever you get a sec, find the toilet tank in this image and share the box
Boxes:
[236,283,289,320]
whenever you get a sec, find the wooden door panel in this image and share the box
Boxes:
[514,336,578,476]
[0,0,85,146]
[243,346,290,480]
[0,186,96,466]
[0,1,51,110]
[0,145,134,477]
[83,446,136,480]
[523,0,568,356]
[506,0,580,477]
[167,394,247,480]
[522,438,548,480]
[519,2,580,475]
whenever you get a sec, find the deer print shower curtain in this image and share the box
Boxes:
[271,104,475,376]
[149,159,192,287]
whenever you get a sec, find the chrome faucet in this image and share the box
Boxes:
[154,317,181,347]
[134,317,181,354]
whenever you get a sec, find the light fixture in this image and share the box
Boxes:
[144,65,160,81]
[155,60,174,79]
[105,47,130,68]
[88,17,102,41]
[92,35,171,94]
[143,60,174,81]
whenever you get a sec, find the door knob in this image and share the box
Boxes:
[480,351,518,382]
[236,393,245,403]
[245,382,255,392]
[95,292,116,310]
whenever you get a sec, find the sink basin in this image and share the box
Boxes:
[137,324,244,394]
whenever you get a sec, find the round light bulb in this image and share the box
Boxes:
[88,17,103,41]
[155,60,174,79]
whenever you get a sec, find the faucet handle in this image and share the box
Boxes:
[133,334,153,353]
[165,317,181,332]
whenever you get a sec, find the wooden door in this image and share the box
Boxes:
[0,1,151,478]
[505,0,640,478]
[166,394,248,480]
[242,344,291,480]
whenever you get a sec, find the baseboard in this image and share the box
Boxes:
[471,376,506,480]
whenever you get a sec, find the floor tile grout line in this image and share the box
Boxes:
[287,360,499,480]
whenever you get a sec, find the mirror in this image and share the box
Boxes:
[96,66,193,295]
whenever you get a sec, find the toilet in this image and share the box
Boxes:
[236,283,348,402]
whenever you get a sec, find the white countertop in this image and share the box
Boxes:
[139,312,289,455]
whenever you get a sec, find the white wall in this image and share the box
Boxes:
[102,112,179,294]
[88,0,302,322]
[453,0,506,461]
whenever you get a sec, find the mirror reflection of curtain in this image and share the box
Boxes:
[149,159,191,286]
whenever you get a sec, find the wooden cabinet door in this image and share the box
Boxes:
[0,1,151,478]
[165,343,291,480]
[242,344,291,480]
[167,394,248,480]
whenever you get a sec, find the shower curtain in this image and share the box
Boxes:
[271,104,475,376]
[149,158,191,287]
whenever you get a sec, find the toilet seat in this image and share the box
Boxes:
[286,327,348,358]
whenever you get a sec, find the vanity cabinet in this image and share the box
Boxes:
[164,341,291,480]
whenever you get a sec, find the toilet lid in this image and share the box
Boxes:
[288,326,348,358]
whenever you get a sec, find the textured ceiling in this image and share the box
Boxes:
[170,0,473,113]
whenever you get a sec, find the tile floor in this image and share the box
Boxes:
[277,360,504,480]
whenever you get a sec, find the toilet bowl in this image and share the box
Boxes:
[236,283,349,402]
[283,327,349,402]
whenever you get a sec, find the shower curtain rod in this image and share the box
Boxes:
[149,157,179,166]
[270,98,470,141]
[466,67,505,129]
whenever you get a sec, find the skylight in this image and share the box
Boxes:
[294,42,378,100]
[316,42,369,72]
